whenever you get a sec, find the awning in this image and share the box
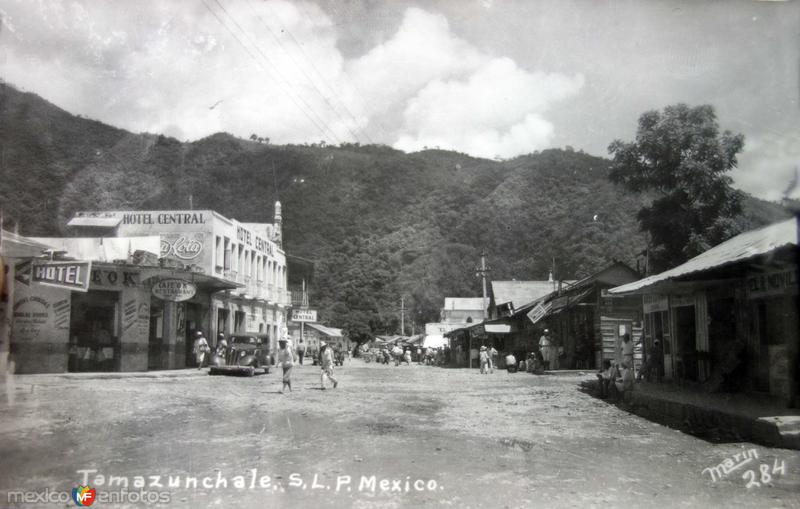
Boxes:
[610,217,798,295]
[67,216,122,228]
[484,324,511,334]
[305,322,343,338]
[423,334,447,348]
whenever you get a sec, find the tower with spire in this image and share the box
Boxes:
[273,201,282,248]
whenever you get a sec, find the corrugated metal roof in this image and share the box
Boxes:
[609,217,798,294]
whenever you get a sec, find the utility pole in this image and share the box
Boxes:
[400,296,405,336]
[475,251,490,320]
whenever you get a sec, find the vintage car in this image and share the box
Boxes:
[209,334,271,376]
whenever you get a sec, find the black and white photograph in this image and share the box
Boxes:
[0,0,799,507]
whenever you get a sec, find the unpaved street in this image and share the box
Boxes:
[1,361,798,508]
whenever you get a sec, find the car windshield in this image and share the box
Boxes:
[232,337,257,345]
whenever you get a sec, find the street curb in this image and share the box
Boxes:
[13,369,210,381]
[581,380,800,450]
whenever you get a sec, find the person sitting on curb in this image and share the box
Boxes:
[614,361,635,400]
[596,359,613,398]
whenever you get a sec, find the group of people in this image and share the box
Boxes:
[478,345,499,373]
[277,337,339,393]
[595,333,665,400]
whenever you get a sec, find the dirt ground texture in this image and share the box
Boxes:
[1,360,799,508]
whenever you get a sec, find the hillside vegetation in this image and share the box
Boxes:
[0,84,790,340]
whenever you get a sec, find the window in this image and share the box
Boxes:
[215,236,222,271]
[223,237,231,271]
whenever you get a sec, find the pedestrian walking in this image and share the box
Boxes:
[489,346,497,373]
[277,338,294,393]
[297,339,307,365]
[320,342,339,389]
[192,331,210,369]
[479,346,489,374]
[416,347,422,364]
[403,348,412,366]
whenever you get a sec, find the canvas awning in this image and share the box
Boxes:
[305,322,343,338]
[423,334,447,348]
[484,324,511,334]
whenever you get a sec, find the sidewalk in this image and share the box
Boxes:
[581,378,800,450]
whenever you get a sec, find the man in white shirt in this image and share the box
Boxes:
[320,342,339,389]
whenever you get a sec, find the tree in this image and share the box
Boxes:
[608,104,745,271]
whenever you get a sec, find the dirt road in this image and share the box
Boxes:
[1,361,798,508]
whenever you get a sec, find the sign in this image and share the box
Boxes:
[671,294,695,308]
[747,269,798,299]
[32,261,91,292]
[643,294,669,313]
[526,302,551,324]
[152,279,197,302]
[291,309,317,322]
[160,234,205,260]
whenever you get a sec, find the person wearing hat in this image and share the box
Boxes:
[277,337,294,393]
[479,346,489,374]
[216,333,228,357]
[538,329,553,371]
[192,331,210,369]
[319,341,339,389]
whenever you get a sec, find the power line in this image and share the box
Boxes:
[244,0,375,145]
[201,0,341,144]
[210,0,343,145]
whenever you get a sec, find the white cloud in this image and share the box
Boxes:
[394,57,584,157]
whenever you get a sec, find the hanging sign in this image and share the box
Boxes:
[527,302,552,324]
[291,309,317,322]
[32,261,92,292]
[152,279,196,302]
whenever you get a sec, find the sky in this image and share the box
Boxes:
[0,0,798,200]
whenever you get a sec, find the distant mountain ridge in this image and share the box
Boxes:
[0,84,790,340]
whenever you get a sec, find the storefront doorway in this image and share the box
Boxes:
[675,305,698,381]
[69,290,119,372]
[148,301,164,370]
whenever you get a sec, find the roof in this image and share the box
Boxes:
[566,261,640,290]
[67,216,122,228]
[443,297,485,311]
[491,280,559,309]
[305,322,343,338]
[610,217,799,295]
[0,230,54,258]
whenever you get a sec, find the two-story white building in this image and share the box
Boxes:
[67,202,290,366]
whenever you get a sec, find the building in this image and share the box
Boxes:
[67,204,290,359]
[488,277,567,319]
[287,321,349,356]
[609,217,799,408]
[441,298,486,323]
[5,236,194,373]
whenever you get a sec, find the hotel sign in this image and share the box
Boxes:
[747,269,798,299]
[291,309,317,322]
[32,261,91,292]
[152,279,197,302]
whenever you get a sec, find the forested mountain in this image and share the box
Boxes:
[0,84,790,340]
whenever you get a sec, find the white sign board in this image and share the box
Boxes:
[291,309,318,322]
[526,302,551,324]
[152,279,197,302]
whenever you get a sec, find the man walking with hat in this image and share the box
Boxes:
[277,337,294,393]
[320,342,339,389]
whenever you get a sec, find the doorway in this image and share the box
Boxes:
[69,291,119,372]
[675,306,697,381]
